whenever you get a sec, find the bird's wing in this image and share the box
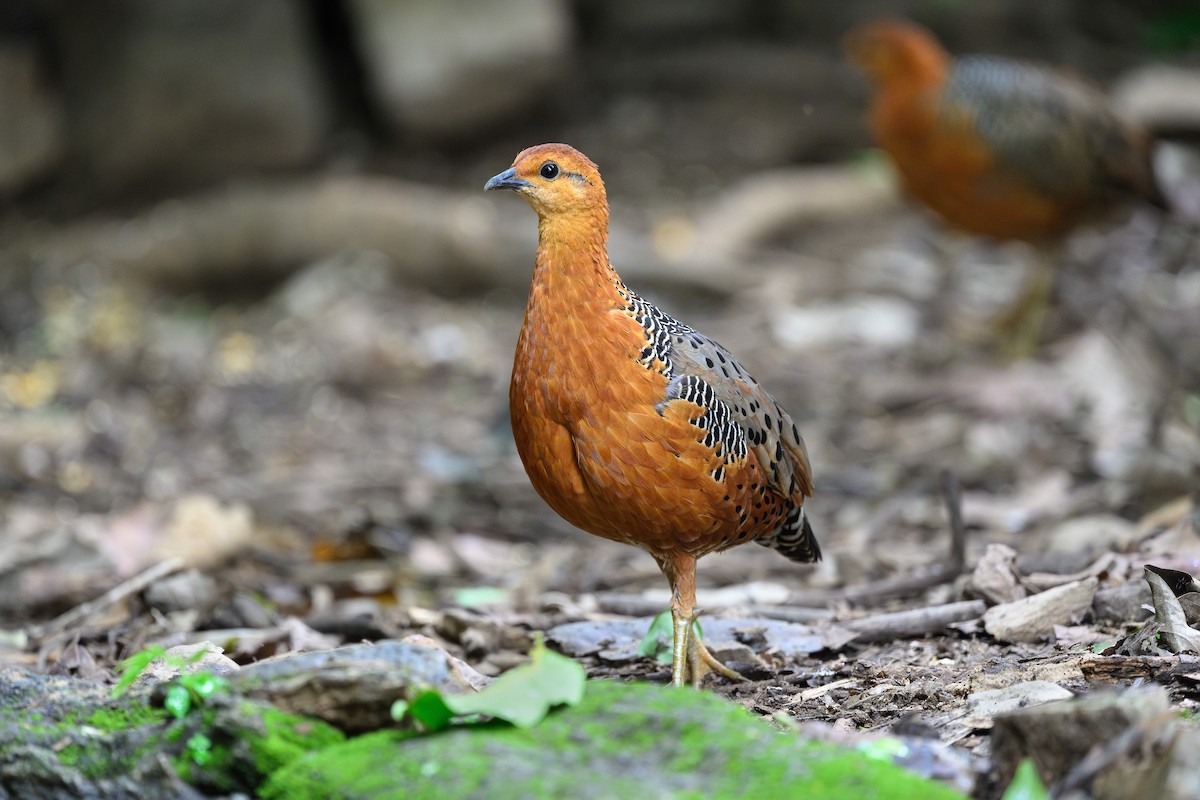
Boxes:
[623,288,814,501]
[940,56,1161,205]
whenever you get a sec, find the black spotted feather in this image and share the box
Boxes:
[618,283,820,563]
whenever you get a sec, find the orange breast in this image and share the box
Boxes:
[509,288,794,559]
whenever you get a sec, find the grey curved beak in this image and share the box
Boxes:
[484,167,532,192]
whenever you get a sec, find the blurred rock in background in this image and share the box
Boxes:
[0,0,1194,211]
[46,0,329,197]
[0,41,63,195]
[347,0,572,142]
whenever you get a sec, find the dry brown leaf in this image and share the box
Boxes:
[1144,566,1200,654]
[969,543,1026,604]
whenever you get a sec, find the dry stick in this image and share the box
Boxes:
[942,469,967,575]
[741,604,835,624]
[838,600,986,643]
[593,593,677,617]
[28,557,184,641]
[1080,653,1200,684]
[811,469,969,605]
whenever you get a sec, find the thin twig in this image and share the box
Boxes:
[808,472,968,605]
[793,570,947,605]
[838,600,985,643]
[593,592,674,617]
[941,469,967,575]
[741,604,835,624]
[28,557,183,641]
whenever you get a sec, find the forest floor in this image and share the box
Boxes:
[2,159,1200,797]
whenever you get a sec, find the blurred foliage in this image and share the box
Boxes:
[1142,10,1200,54]
[1001,759,1051,800]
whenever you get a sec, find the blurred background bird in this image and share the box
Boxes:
[844,18,1170,355]
[485,143,819,687]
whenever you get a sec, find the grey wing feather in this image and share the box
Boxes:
[665,326,814,501]
[625,287,819,562]
[941,57,1162,206]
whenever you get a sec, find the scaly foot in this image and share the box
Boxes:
[671,610,749,688]
[683,630,748,688]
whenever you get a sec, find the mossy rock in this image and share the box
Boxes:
[263,680,966,800]
[0,667,343,798]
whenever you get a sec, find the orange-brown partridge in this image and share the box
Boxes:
[485,144,820,687]
[844,19,1167,349]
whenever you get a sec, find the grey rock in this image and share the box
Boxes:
[347,0,571,139]
[1092,581,1153,624]
[990,687,1172,800]
[233,639,478,732]
[1113,65,1200,133]
[142,569,218,613]
[50,0,328,190]
[547,616,823,662]
[0,666,338,798]
[983,578,1098,643]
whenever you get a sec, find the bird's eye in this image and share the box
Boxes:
[540,162,560,180]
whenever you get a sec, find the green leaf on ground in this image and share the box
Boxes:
[164,684,194,719]
[1001,759,1050,800]
[112,644,217,699]
[398,634,585,731]
[112,645,169,696]
[184,671,228,701]
[636,610,702,665]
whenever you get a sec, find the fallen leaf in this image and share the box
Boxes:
[1145,565,1200,597]
[400,635,585,730]
[969,543,1026,604]
[1144,566,1200,654]
[1001,758,1050,800]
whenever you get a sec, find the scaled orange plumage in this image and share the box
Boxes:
[485,144,819,687]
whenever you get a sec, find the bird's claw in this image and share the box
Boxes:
[672,609,750,688]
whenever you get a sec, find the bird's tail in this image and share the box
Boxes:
[755,506,822,563]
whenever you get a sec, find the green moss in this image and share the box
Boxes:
[29,699,168,780]
[56,743,83,768]
[168,702,345,793]
[245,705,346,775]
[263,681,966,800]
[170,732,237,786]
[52,731,152,781]
[84,704,167,732]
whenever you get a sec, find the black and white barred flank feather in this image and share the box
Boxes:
[617,281,820,563]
